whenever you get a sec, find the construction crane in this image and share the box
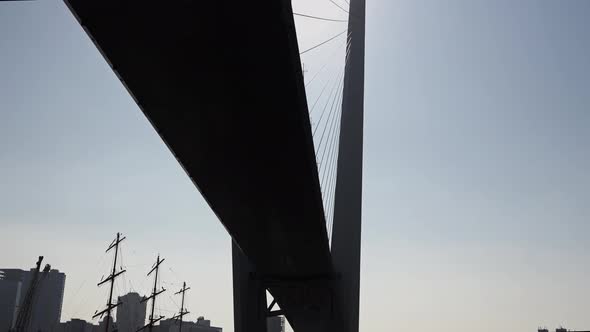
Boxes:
[11,256,51,332]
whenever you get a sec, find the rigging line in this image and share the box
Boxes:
[326,99,342,208]
[330,35,351,98]
[319,94,343,196]
[316,76,344,170]
[294,12,348,22]
[319,116,338,193]
[325,148,339,241]
[119,247,128,294]
[318,85,344,182]
[305,37,347,88]
[340,33,353,75]
[63,251,108,313]
[120,247,128,294]
[168,267,183,284]
[311,38,349,147]
[324,31,351,215]
[300,29,347,55]
[314,77,343,152]
[314,40,351,147]
[317,42,349,175]
[312,68,344,137]
[326,102,344,240]
[115,279,120,302]
[320,148,334,210]
[319,92,343,218]
[345,33,353,62]
[168,294,180,309]
[305,34,350,123]
[307,39,348,115]
[326,137,340,242]
[305,32,352,88]
[318,90,341,181]
[320,86,343,181]
[308,63,342,116]
[73,262,109,319]
[321,146,337,232]
[326,163,336,241]
[328,0,349,14]
[331,0,362,22]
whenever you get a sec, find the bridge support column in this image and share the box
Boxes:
[232,241,268,332]
[330,0,366,331]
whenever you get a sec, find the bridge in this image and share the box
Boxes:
[62,1,365,331]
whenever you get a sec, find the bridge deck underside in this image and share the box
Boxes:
[64,1,335,330]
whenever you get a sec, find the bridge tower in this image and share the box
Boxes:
[232,0,366,331]
[329,0,366,331]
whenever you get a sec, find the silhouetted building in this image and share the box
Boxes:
[0,268,66,332]
[116,293,147,332]
[0,270,24,331]
[54,316,115,332]
[158,316,221,332]
[54,319,95,332]
[23,269,66,332]
[266,316,284,332]
[554,328,589,332]
[537,327,590,332]
[94,316,115,332]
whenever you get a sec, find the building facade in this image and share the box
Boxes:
[0,270,24,331]
[0,268,66,332]
[23,269,66,332]
[116,293,147,332]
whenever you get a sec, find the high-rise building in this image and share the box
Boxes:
[266,316,285,332]
[0,270,24,331]
[116,293,147,332]
[23,269,66,332]
[0,268,66,332]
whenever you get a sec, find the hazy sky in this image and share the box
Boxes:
[1,1,590,332]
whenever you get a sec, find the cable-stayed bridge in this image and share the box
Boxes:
[62,1,365,331]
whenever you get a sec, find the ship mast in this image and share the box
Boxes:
[137,255,166,332]
[94,233,126,332]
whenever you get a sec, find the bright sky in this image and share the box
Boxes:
[1,1,590,332]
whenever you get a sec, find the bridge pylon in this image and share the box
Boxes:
[330,0,366,331]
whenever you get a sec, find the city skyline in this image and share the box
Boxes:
[0,259,226,332]
[2,259,586,332]
[2,1,590,332]
[1,243,222,327]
